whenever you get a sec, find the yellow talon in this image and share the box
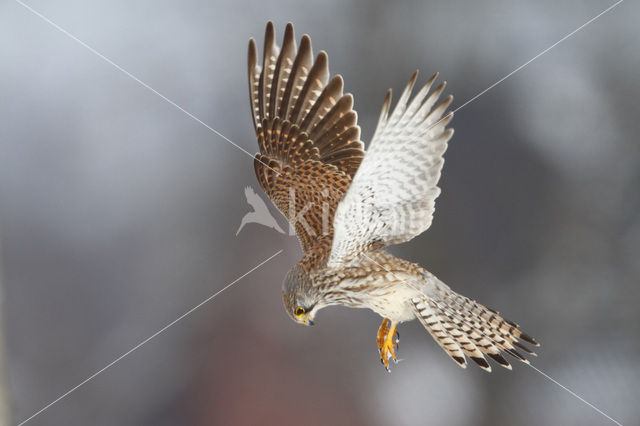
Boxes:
[377,319,399,371]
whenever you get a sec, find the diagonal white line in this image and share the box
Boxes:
[427,0,624,131]
[450,0,624,115]
[359,253,622,425]
[359,0,625,419]
[527,363,622,425]
[13,0,281,176]
[11,1,626,425]
[17,249,284,426]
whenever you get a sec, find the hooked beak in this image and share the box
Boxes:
[298,312,315,325]
[301,315,315,326]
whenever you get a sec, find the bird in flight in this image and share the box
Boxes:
[248,22,539,371]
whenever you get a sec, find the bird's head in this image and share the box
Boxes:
[282,266,322,326]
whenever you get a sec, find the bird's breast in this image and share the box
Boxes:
[333,273,421,322]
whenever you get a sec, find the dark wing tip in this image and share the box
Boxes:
[409,69,419,85]
[248,37,257,55]
[504,348,529,364]
[452,356,467,368]
[379,89,392,123]
[433,80,447,94]
[263,22,275,55]
[248,38,257,66]
[513,341,537,356]
[505,318,519,328]
[487,352,512,370]
[519,332,540,347]
[283,22,295,42]
[316,50,329,67]
[298,34,312,57]
[265,21,275,34]
[471,356,492,372]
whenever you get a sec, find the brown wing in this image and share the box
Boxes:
[248,22,365,255]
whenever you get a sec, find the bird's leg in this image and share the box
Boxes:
[377,319,399,371]
[376,318,390,349]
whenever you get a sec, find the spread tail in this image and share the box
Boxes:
[411,286,539,372]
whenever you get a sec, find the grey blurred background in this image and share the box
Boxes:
[1,0,638,425]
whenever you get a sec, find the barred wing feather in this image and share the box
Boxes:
[248,22,365,257]
[329,71,454,267]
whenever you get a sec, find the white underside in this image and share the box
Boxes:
[338,271,435,322]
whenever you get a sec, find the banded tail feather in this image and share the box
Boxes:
[411,291,539,372]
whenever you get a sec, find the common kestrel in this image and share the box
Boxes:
[248,22,539,371]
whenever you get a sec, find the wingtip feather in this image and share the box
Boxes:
[263,22,275,59]
[315,50,328,68]
[519,332,540,347]
[265,21,275,35]
[300,34,312,49]
[409,69,419,85]
[487,352,512,370]
[379,89,392,123]
[248,38,257,67]
[284,21,294,34]
[452,356,467,369]
[471,356,492,372]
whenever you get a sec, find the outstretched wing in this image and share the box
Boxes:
[328,71,454,267]
[248,22,365,256]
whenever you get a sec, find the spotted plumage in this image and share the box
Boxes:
[248,22,539,371]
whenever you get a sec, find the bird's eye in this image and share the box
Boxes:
[295,307,305,316]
